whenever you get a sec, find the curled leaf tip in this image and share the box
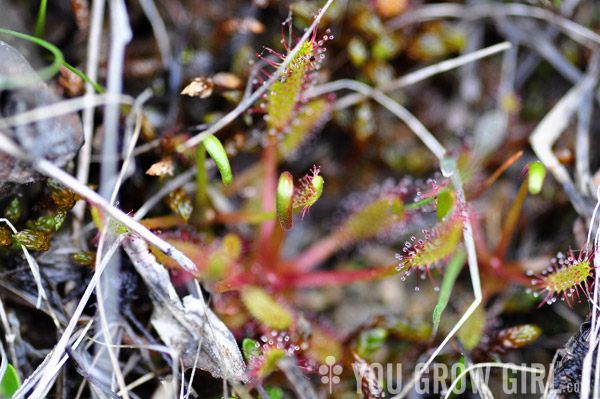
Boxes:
[203,135,233,185]
[526,161,546,195]
[277,171,294,230]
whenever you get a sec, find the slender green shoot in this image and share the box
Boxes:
[0,28,64,89]
[196,144,208,215]
[63,62,105,93]
[432,250,466,336]
[34,0,48,39]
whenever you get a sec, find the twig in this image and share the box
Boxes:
[0,133,198,273]
[306,42,511,109]
[529,51,600,219]
[386,3,600,47]
[138,0,171,67]
[14,239,122,399]
[582,186,600,399]
[576,86,593,195]
[458,22,483,104]
[0,296,18,379]
[177,0,336,151]
[0,340,7,396]
[443,362,543,399]
[134,166,197,221]
[74,0,106,234]
[303,79,446,159]
[0,93,134,130]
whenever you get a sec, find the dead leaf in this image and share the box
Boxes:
[181,77,214,98]
[146,158,174,176]
[124,235,248,382]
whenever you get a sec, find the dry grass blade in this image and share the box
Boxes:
[529,52,600,218]
[307,41,511,108]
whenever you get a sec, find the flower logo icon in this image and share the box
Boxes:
[319,356,343,393]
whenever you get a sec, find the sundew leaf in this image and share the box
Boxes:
[240,286,292,329]
[432,250,466,335]
[338,196,404,244]
[203,135,232,185]
[265,40,319,133]
[279,98,330,158]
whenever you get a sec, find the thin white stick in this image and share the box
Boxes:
[386,3,600,47]
[89,139,161,163]
[92,87,149,399]
[582,185,600,399]
[138,0,171,67]
[529,53,600,218]
[133,166,197,221]
[110,89,151,207]
[0,326,6,389]
[178,0,336,151]
[306,42,512,108]
[576,87,593,195]
[443,362,544,399]
[0,218,44,309]
[0,296,17,378]
[0,133,198,273]
[302,79,446,159]
[74,0,106,233]
[17,238,123,399]
[0,93,134,129]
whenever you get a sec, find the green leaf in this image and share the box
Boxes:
[432,250,466,335]
[0,28,64,89]
[277,172,294,230]
[356,328,388,359]
[203,135,232,185]
[527,161,546,195]
[0,363,20,398]
[339,196,404,244]
[436,190,454,221]
[240,286,292,329]
[265,386,284,399]
[242,338,261,361]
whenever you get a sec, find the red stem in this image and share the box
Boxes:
[279,264,398,288]
[256,137,278,268]
[285,233,342,272]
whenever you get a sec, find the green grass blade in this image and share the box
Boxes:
[432,250,466,335]
[0,28,63,89]
[63,62,105,93]
[34,0,48,38]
